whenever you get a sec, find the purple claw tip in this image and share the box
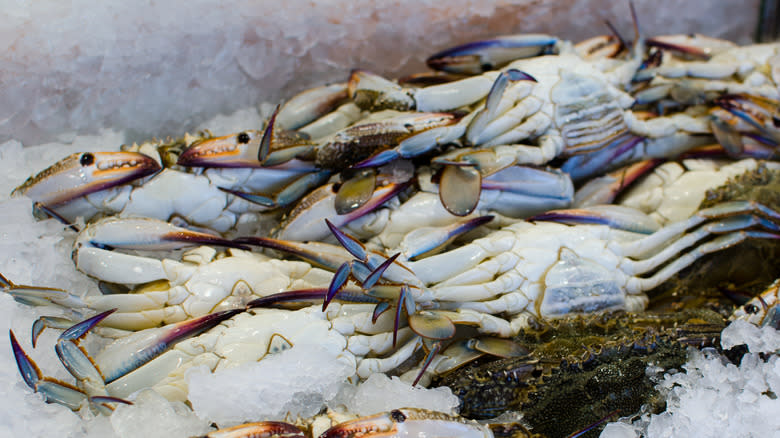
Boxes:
[505,69,537,82]
[61,309,117,341]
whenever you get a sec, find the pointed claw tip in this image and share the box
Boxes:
[326,219,367,261]
[61,309,117,341]
[258,105,280,163]
[324,262,350,311]
[505,69,537,82]
[10,329,41,390]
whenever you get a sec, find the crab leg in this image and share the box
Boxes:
[10,330,91,410]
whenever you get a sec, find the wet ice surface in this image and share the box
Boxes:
[1,0,760,145]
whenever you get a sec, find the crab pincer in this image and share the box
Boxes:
[319,408,494,437]
[11,308,242,413]
[12,151,161,208]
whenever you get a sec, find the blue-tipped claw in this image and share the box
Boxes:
[32,316,77,348]
[11,329,89,411]
[484,69,536,120]
[372,301,391,323]
[258,105,279,163]
[529,206,660,234]
[218,187,276,207]
[361,253,400,289]
[326,219,367,261]
[393,286,408,348]
[60,309,116,342]
[325,262,352,311]
[10,330,40,390]
[98,309,243,384]
[351,149,402,169]
[412,340,443,386]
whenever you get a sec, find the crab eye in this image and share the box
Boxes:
[390,409,406,423]
[79,153,95,166]
[744,304,760,314]
[237,132,251,144]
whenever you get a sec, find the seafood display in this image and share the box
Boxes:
[5,6,780,437]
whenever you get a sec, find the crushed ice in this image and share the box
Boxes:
[2,102,780,438]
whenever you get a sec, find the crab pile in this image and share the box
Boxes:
[5,7,780,437]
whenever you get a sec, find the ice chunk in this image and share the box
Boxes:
[187,345,354,425]
[328,373,460,416]
[721,320,780,353]
[600,422,639,438]
[110,390,211,438]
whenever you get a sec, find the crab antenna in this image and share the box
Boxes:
[629,0,641,48]
[603,19,627,50]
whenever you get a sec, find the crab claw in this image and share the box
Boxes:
[319,408,493,437]
[177,130,264,167]
[270,180,406,242]
[426,34,558,74]
[220,169,332,210]
[10,329,92,410]
[75,309,242,387]
[199,421,305,438]
[12,151,161,207]
[75,216,250,252]
[715,93,780,144]
[71,217,250,284]
[646,34,736,61]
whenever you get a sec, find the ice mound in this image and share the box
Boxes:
[1,0,758,145]
[187,344,355,425]
[602,323,780,438]
[329,373,461,416]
